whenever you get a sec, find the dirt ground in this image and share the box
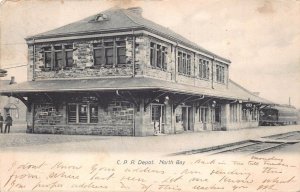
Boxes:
[0,124,299,156]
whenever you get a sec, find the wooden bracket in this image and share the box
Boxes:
[258,104,271,110]
[144,92,168,112]
[14,94,31,112]
[125,91,140,108]
[172,95,194,113]
[196,98,213,111]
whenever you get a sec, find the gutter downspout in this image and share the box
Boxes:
[211,56,215,89]
[174,42,178,82]
[193,52,196,86]
[173,42,178,134]
[32,38,36,81]
[132,30,136,77]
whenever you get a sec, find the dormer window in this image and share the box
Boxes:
[94,14,109,22]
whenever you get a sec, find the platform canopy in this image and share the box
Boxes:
[0,77,272,104]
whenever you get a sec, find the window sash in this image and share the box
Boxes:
[43,45,73,69]
[89,104,98,123]
[94,48,103,66]
[54,51,63,68]
[150,47,155,67]
[216,65,225,83]
[117,47,126,64]
[66,50,73,67]
[150,42,167,70]
[68,104,77,123]
[105,48,114,65]
[93,39,126,66]
[68,103,98,124]
[199,107,208,123]
[44,52,52,68]
[178,51,191,75]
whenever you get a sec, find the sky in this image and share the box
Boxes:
[0,0,300,108]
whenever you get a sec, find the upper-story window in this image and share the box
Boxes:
[43,44,73,70]
[54,46,63,68]
[216,64,225,83]
[199,59,210,80]
[44,47,52,68]
[93,38,126,67]
[65,45,74,67]
[178,51,191,76]
[150,42,167,70]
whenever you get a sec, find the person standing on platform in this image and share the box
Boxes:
[0,113,3,133]
[4,114,12,133]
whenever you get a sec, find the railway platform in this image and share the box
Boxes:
[0,125,300,156]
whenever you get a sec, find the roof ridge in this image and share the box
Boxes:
[121,9,144,27]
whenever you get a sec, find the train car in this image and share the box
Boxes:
[259,104,298,126]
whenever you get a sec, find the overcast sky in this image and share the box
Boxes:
[1,0,300,108]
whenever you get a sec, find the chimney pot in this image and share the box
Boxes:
[9,76,16,85]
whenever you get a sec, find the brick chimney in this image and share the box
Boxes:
[9,76,16,85]
[127,7,143,16]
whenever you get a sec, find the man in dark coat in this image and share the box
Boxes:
[4,114,12,133]
[0,113,3,133]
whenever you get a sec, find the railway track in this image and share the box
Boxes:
[172,131,300,156]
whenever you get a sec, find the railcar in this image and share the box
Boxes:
[259,105,298,126]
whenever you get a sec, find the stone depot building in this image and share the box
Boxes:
[0,7,272,136]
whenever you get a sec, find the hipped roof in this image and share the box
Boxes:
[27,7,230,64]
[0,77,272,104]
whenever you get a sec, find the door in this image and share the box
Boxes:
[182,106,192,131]
[151,104,164,134]
[212,106,221,130]
[200,107,208,130]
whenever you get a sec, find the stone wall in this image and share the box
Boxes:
[31,37,135,80]
[31,98,134,136]
[27,45,34,81]
[28,34,229,91]
[141,36,173,81]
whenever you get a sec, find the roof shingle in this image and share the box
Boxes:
[28,7,230,63]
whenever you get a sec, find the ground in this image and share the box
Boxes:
[0,124,300,156]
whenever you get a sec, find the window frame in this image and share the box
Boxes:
[216,64,225,84]
[199,106,208,123]
[177,50,191,76]
[93,37,127,67]
[199,58,210,80]
[42,44,74,70]
[65,45,74,67]
[67,103,99,124]
[150,42,167,70]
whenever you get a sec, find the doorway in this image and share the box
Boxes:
[182,106,192,131]
[151,104,165,134]
[200,107,208,130]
